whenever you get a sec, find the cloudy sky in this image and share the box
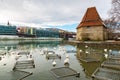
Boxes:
[0,0,111,32]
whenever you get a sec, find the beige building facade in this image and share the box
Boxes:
[76,26,108,41]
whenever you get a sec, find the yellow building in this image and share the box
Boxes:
[76,7,107,41]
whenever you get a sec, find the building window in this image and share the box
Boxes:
[86,26,90,28]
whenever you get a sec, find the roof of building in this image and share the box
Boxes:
[77,7,105,29]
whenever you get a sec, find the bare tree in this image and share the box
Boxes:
[106,0,120,28]
[104,0,120,40]
[110,0,120,21]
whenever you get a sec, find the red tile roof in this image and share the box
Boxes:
[77,7,105,29]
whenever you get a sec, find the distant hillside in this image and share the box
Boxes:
[45,28,76,33]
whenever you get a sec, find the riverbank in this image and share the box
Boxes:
[66,40,120,49]
[0,36,63,41]
[68,40,120,45]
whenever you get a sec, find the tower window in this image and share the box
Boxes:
[87,26,90,28]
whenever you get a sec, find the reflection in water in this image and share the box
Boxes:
[76,46,103,77]
[76,44,120,78]
[80,61,101,77]
[0,40,61,50]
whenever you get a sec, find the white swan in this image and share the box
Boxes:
[104,49,107,52]
[79,50,82,52]
[119,51,120,54]
[109,49,112,52]
[52,60,56,66]
[63,49,66,54]
[85,45,88,48]
[53,47,56,50]
[40,52,44,55]
[59,47,62,51]
[104,54,108,58]
[65,54,69,58]
[15,55,21,60]
[44,48,48,51]
[27,57,33,60]
[72,48,74,51]
[85,51,89,54]
[64,57,69,64]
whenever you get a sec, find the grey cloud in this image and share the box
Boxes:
[0,0,111,26]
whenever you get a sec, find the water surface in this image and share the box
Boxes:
[0,40,119,80]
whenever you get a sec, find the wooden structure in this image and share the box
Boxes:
[51,67,80,79]
[101,59,120,70]
[92,67,120,80]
